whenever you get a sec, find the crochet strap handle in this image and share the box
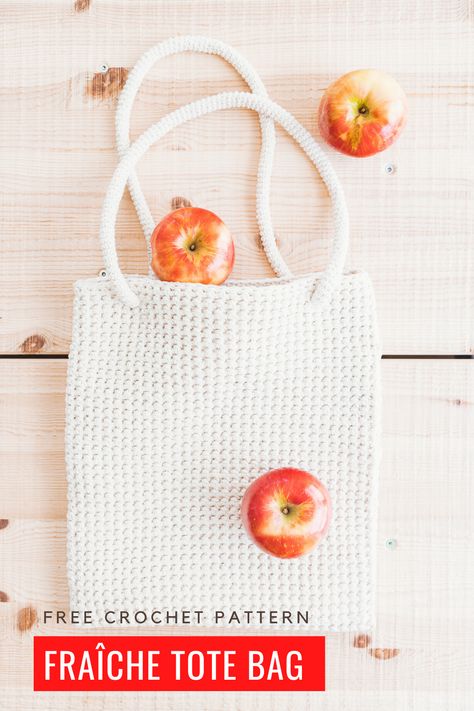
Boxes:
[100,92,349,308]
[116,36,289,277]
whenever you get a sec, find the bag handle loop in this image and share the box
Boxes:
[100,92,349,309]
[116,35,290,277]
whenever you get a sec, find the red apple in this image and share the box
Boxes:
[318,69,407,157]
[151,207,234,284]
[241,468,331,559]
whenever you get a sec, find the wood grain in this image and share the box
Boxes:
[0,2,473,710]
[0,0,473,354]
[0,690,473,711]
[0,359,473,709]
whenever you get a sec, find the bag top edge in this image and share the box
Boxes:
[74,270,371,293]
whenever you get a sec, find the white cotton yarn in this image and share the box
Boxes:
[115,36,283,275]
[65,37,381,631]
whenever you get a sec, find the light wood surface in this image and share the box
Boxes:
[0,1,473,709]
[1,360,473,709]
[0,0,473,354]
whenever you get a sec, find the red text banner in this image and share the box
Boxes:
[34,635,325,692]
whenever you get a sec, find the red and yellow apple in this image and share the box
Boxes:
[241,468,331,559]
[151,207,234,284]
[318,69,407,157]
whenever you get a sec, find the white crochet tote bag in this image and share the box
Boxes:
[66,37,380,631]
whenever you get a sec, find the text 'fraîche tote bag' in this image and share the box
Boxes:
[66,37,381,631]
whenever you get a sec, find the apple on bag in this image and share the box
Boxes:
[151,206,234,284]
[241,468,331,559]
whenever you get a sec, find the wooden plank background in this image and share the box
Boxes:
[0,1,473,709]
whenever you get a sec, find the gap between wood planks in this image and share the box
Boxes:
[0,354,472,360]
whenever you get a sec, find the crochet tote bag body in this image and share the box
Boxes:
[66,37,380,631]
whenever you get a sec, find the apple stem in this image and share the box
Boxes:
[281,506,290,515]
